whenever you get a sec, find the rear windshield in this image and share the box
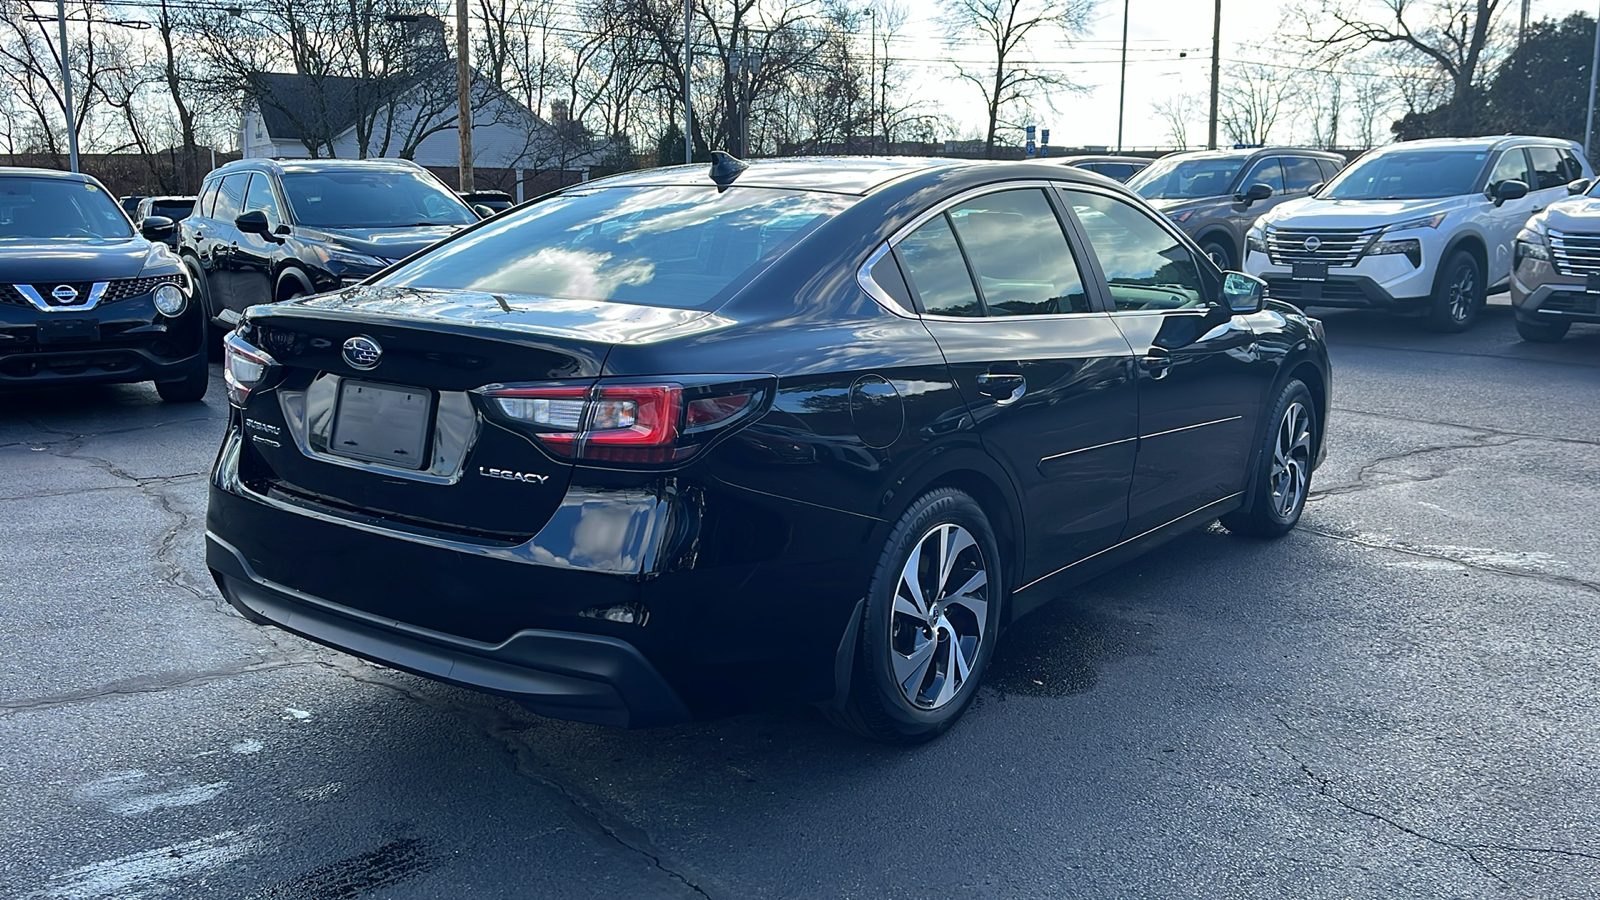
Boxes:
[1322,149,1489,200]
[151,200,195,220]
[1128,156,1245,200]
[0,177,133,240]
[379,185,854,310]
[281,170,477,228]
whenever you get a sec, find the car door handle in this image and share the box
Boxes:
[975,372,1026,405]
[1139,350,1173,380]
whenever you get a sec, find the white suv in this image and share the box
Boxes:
[1243,136,1592,331]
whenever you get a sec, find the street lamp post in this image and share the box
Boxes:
[1116,0,1129,152]
[684,0,693,165]
[1587,1,1600,163]
[56,0,77,172]
[455,0,473,191]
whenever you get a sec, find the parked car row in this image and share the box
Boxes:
[1133,136,1599,341]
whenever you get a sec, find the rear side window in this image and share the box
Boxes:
[1282,157,1324,192]
[382,185,853,311]
[945,189,1090,316]
[198,180,219,217]
[214,173,249,221]
[1558,149,1585,183]
[1527,146,1568,190]
[898,215,982,318]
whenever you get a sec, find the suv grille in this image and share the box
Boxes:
[101,275,186,305]
[1265,226,1384,267]
[0,284,27,307]
[1548,230,1600,277]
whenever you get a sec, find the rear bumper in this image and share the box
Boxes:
[208,532,692,727]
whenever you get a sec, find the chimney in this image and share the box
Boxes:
[551,101,569,126]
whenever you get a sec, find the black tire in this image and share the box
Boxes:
[1515,317,1570,343]
[184,258,226,360]
[1200,237,1234,271]
[826,488,1004,744]
[155,347,210,403]
[1222,379,1315,538]
[1427,250,1482,333]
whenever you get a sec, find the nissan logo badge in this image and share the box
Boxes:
[51,284,78,304]
[342,335,382,370]
[1302,236,1322,252]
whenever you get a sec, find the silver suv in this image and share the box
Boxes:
[1511,176,1600,341]
[1244,136,1591,331]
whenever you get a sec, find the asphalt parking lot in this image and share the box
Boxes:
[2,303,1598,899]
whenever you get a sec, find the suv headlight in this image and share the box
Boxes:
[1515,222,1551,264]
[308,246,388,270]
[1246,223,1266,254]
[1368,238,1423,267]
[1383,213,1448,233]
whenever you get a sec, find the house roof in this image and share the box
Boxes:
[251,72,365,142]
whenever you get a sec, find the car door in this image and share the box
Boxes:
[203,173,250,311]
[231,173,285,312]
[891,184,1139,586]
[1060,186,1272,538]
[1482,149,1539,287]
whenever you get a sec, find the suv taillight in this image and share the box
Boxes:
[223,331,276,408]
[480,377,774,466]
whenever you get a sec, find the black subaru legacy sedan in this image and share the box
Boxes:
[0,168,206,401]
[207,156,1330,743]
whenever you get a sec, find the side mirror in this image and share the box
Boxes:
[1307,181,1325,195]
[1568,177,1592,195]
[1223,270,1266,313]
[139,215,175,241]
[1492,179,1529,206]
[472,204,496,219]
[1234,182,1273,206]
[235,209,273,235]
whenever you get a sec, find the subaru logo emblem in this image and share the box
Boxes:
[1303,236,1322,252]
[342,335,382,370]
[51,284,78,304]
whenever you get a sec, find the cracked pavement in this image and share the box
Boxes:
[2,307,1599,898]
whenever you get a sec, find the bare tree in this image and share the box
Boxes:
[1219,63,1290,146]
[938,0,1093,158]
[1151,93,1199,149]
[1303,0,1508,134]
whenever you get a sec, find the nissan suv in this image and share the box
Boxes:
[1510,176,1600,341]
[179,158,478,335]
[1244,136,1592,331]
[1127,147,1346,270]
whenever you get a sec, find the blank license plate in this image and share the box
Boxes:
[1587,274,1600,294]
[1291,263,1329,282]
[330,380,432,469]
[37,318,99,343]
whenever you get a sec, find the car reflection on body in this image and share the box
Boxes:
[207,154,1331,744]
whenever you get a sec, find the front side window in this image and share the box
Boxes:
[214,173,249,221]
[945,189,1090,316]
[0,177,134,241]
[281,170,476,228]
[1062,189,1208,312]
[1488,149,1535,191]
[898,214,982,318]
[243,175,283,227]
[1127,156,1247,200]
[1240,158,1286,194]
[381,185,853,311]
[1322,149,1490,200]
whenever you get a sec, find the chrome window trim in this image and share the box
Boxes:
[856,179,1104,321]
[15,281,109,312]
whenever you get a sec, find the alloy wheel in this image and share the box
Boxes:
[890,523,990,710]
[1270,400,1313,519]
[1448,265,1476,322]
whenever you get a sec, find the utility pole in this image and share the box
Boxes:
[1116,0,1129,152]
[1207,0,1221,150]
[1587,1,1600,163]
[1520,0,1532,44]
[455,0,473,191]
[684,0,693,165]
[57,0,79,173]
[868,8,876,154]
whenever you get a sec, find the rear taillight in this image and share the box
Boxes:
[480,377,773,466]
[223,331,276,408]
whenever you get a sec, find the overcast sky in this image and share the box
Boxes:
[884,0,1598,150]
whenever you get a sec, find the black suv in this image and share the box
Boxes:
[0,168,206,401]
[1127,147,1346,270]
[179,159,478,332]
[133,195,196,249]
